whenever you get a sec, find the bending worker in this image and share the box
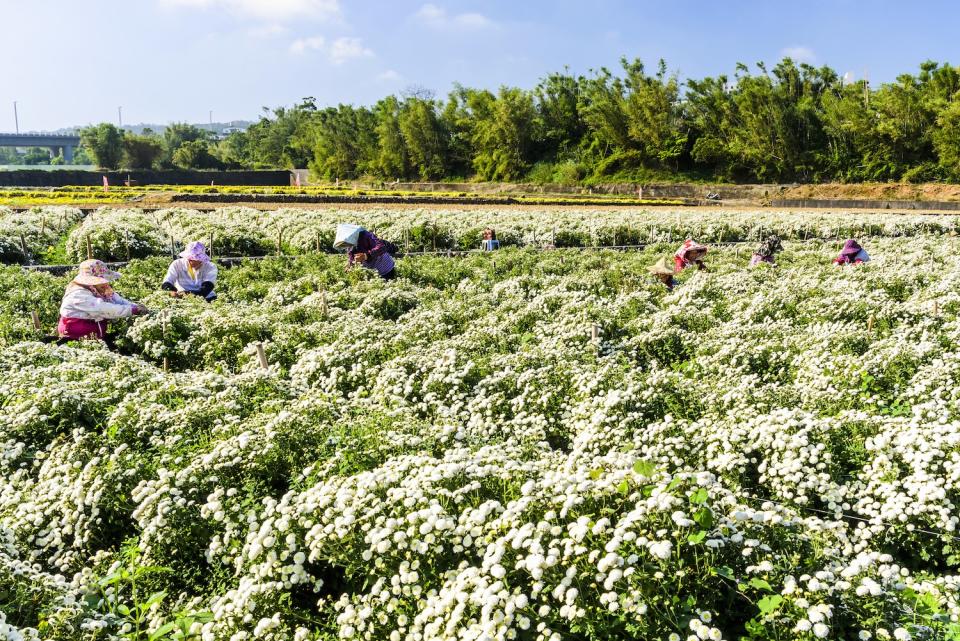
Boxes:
[161,241,218,301]
[58,259,146,343]
[750,235,783,266]
[649,257,677,291]
[833,239,870,266]
[334,223,397,280]
[674,239,709,272]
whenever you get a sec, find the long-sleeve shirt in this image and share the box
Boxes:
[162,258,218,299]
[59,285,135,321]
[348,230,395,277]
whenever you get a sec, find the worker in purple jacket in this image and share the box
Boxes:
[334,224,397,280]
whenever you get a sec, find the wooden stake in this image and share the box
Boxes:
[591,324,600,344]
[321,291,329,317]
[276,229,283,255]
[19,233,28,258]
[209,232,215,259]
[31,311,41,330]
[86,235,92,260]
[867,314,875,333]
[315,231,322,253]
[40,217,46,236]
[170,235,176,258]
[163,357,169,372]
[255,342,269,369]
[934,300,939,316]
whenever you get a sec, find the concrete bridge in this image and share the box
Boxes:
[0,133,80,162]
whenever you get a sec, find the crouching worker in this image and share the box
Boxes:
[750,235,783,266]
[833,239,870,266]
[674,239,708,272]
[161,241,217,301]
[649,257,677,291]
[58,259,146,344]
[334,223,397,280]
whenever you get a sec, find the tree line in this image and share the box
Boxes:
[79,57,960,184]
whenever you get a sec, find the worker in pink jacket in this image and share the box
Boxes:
[57,259,146,343]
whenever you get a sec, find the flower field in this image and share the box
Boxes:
[3,204,959,265]
[2,208,960,641]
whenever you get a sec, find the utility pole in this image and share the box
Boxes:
[13,101,18,134]
[209,110,213,130]
[118,106,123,129]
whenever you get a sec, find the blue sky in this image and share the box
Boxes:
[2,0,959,131]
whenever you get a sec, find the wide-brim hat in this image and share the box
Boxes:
[179,241,210,262]
[675,239,708,259]
[73,259,120,286]
[334,224,364,249]
[648,257,675,276]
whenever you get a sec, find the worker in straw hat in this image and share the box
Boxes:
[161,240,218,301]
[648,257,677,291]
[674,239,709,272]
[57,259,147,343]
[333,223,397,280]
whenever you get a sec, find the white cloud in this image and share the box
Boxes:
[328,37,374,64]
[288,35,374,64]
[289,36,325,54]
[377,69,403,82]
[780,46,817,64]
[414,3,495,29]
[159,0,341,22]
[248,24,287,38]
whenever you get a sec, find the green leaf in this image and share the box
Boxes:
[149,622,177,641]
[689,487,709,505]
[117,604,131,617]
[748,577,773,592]
[757,595,783,615]
[617,480,629,495]
[693,506,714,529]
[715,566,735,580]
[589,468,603,480]
[632,459,656,477]
[687,530,707,544]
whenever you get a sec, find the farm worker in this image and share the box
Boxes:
[833,239,870,265]
[57,259,146,342]
[674,239,708,272]
[750,235,783,266]
[161,241,218,301]
[648,257,676,291]
[481,228,500,251]
[333,223,397,280]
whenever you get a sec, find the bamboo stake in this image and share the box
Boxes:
[867,314,875,333]
[209,232,215,259]
[591,324,600,344]
[315,231,322,253]
[276,229,283,255]
[255,342,269,369]
[31,311,41,330]
[321,291,329,317]
[934,300,939,316]
[86,236,92,260]
[40,217,46,236]
[170,235,176,258]
[19,233,28,258]
[163,357,169,372]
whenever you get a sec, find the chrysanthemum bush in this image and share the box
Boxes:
[2,233,960,640]
[65,208,167,263]
[0,205,83,264]
[12,204,960,265]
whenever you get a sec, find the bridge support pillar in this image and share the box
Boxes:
[63,145,74,163]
